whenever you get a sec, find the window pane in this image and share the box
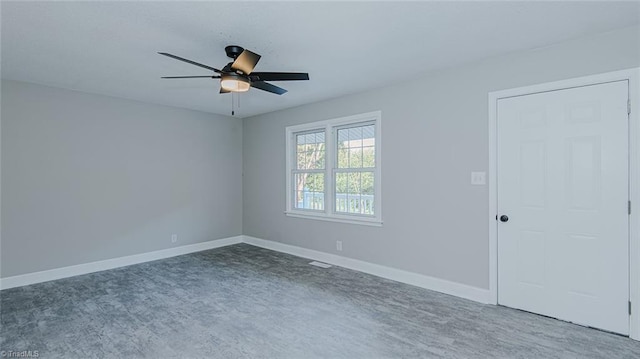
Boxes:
[363,125,375,144]
[347,194,360,214]
[296,130,325,170]
[348,127,363,148]
[297,148,305,168]
[335,173,348,193]
[294,172,325,210]
[336,124,374,170]
[348,172,361,194]
[362,146,375,168]
[338,128,348,142]
[349,147,363,168]
[304,133,315,145]
[335,170,375,215]
[361,171,374,195]
[337,149,348,169]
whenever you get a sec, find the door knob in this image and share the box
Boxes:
[500,215,509,222]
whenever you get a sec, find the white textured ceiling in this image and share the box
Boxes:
[1,1,639,118]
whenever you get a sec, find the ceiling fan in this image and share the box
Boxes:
[159,45,309,95]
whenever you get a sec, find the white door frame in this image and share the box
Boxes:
[488,68,640,340]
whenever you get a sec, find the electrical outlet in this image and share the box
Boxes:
[471,171,486,185]
[336,240,343,251]
[171,234,178,243]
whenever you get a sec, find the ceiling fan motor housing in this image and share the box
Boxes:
[225,45,244,59]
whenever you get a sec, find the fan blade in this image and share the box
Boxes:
[158,52,221,73]
[161,76,220,79]
[250,72,309,81]
[220,88,230,94]
[250,81,287,95]
[231,49,261,75]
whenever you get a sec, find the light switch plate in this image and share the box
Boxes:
[471,171,486,185]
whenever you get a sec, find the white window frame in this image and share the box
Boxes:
[285,111,382,226]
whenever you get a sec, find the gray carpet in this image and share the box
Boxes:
[1,243,639,358]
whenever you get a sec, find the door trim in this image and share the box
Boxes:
[488,68,640,340]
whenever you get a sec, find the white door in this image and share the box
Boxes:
[497,81,629,335]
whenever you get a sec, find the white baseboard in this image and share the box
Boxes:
[0,235,243,290]
[242,235,491,304]
[1,234,491,305]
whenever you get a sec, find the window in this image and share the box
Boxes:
[293,130,325,211]
[285,111,382,226]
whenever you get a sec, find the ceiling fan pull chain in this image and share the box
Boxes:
[231,92,235,116]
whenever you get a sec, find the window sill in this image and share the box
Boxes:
[284,211,383,227]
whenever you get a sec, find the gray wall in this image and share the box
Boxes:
[243,25,640,290]
[2,25,638,286]
[1,80,242,277]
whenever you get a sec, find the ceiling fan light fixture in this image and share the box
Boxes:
[220,74,250,92]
